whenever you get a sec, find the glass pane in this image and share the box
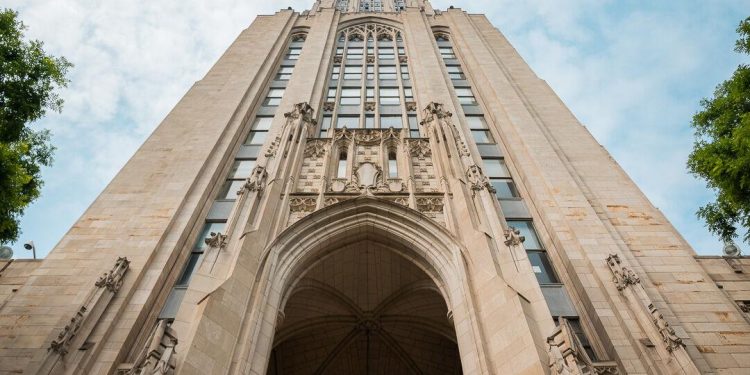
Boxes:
[218,179,245,200]
[466,116,487,129]
[365,116,375,128]
[506,220,542,250]
[195,222,227,250]
[159,288,186,319]
[381,116,403,128]
[528,251,558,284]
[458,96,478,105]
[252,117,273,130]
[454,88,473,97]
[176,252,203,286]
[483,158,510,178]
[340,97,360,105]
[389,159,398,178]
[230,159,255,179]
[491,179,519,199]
[472,130,494,144]
[408,116,418,129]
[337,158,347,178]
[245,131,268,145]
[320,116,332,134]
[336,116,359,128]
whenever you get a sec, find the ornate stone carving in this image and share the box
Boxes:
[264,136,281,158]
[405,101,417,111]
[364,101,376,111]
[649,304,685,353]
[304,139,329,158]
[243,165,268,194]
[289,197,317,213]
[334,55,342,63]
[290,33,306,42]
[739,300,750,313]
[49,306,87,356]
[47,257,130,360]
[416,197,443,213]
[124,319,178,375]
[399,55,408,63]
[421,102,451,124]
[466,165,495,195]
[204,232,227,249]
[605,254,641,291]
[366,55,375,63]
[284,102,316,125]
[95,257,130,293]
[546,317,621,375]
[323,101,335,112]
[421,102,470,157]
[353,129,382,144]
[407,139,431,158]
[503,227,525,248]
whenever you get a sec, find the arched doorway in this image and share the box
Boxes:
[267,240,461,374]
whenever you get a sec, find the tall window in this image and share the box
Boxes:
[467,116,494,144]
[379,87,400,105]
[263,89,284,106]
[381,115,402,128]
[483,158,519,200]
[506,220,558,284]
[347,47,363,60]
[439,47,456,59]
[337,152,348,178]
[285,47,302,60]
[344,65,362,80]
[331,66,341,80]
[388,151,398,178]
[340,88,360,105]
[378,65,397,80]
[455,88,477,105]
[336,115,359,128]
[275,66,294,81]
[320,115,332,137]
[446,65,465,80]
[408,115,419,137]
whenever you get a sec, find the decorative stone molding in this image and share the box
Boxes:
[204,232,228,249]
[122,319,178,375]
[94,256,130,293]
[364,101,376,111]
[649,303,685,353]
[546,318,620,375]
[323,101,335,112]
[334,55,342,63]
[49,305,87,356]
[604,254,700,373]
[32,257,131,374]
[264,136,281,158]
[289,197,317,213]
[405,101,417,112]
[421,102,470,157]
[366,55,375,63]
[407,139,431,158]
[605,254,640,291]
[303,139,329,158]
[290,33,306,42]
[466,165,495,196]
[284,102,316,125]
[242,165,268,194]
[399,55,408,63]
[503,227,525,248]
[416,197,443,213]
[738,300,750,313]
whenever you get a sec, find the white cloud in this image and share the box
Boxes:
[6,0,747,257]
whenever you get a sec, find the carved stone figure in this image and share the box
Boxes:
[605,254,641,291]
[649,304,685,353]
[95,256,131,293]
[204,232,228,249]
[243,165,268,194]
[264,136,282,158]
[408,139,431,158]
[125,319,178,375]
[466,165,495,195]
[49,306,87,356]
[504,227,525,248]
[284,102,316,125]
[416,197,444,213]
[304,139,329,158]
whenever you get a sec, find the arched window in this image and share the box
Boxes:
[337,151,348,178]
[388,150,398,178]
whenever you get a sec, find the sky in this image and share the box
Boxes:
[4,0,747,258]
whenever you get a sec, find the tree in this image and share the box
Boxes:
[688,16,750,245]
[0,9,71,244]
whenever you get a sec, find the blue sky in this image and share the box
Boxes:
[4,0,748,258]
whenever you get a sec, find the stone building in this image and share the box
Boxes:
[1,1,750,374]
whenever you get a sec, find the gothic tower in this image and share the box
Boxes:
[2,1,750,374]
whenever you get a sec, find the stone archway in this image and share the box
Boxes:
[239,197,490,375]
[267,240,462,374]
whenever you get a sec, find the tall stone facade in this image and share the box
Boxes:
[1,1,750,374]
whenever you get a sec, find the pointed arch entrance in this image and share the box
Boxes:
[241,197,489,375]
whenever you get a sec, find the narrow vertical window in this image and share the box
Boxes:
[408,115,419,137]
[320,115,332,137]
[388,151,398,178]
[337,152,348,178]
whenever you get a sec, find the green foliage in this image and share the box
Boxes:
[688,17,750,245]
[0,9,71,244]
